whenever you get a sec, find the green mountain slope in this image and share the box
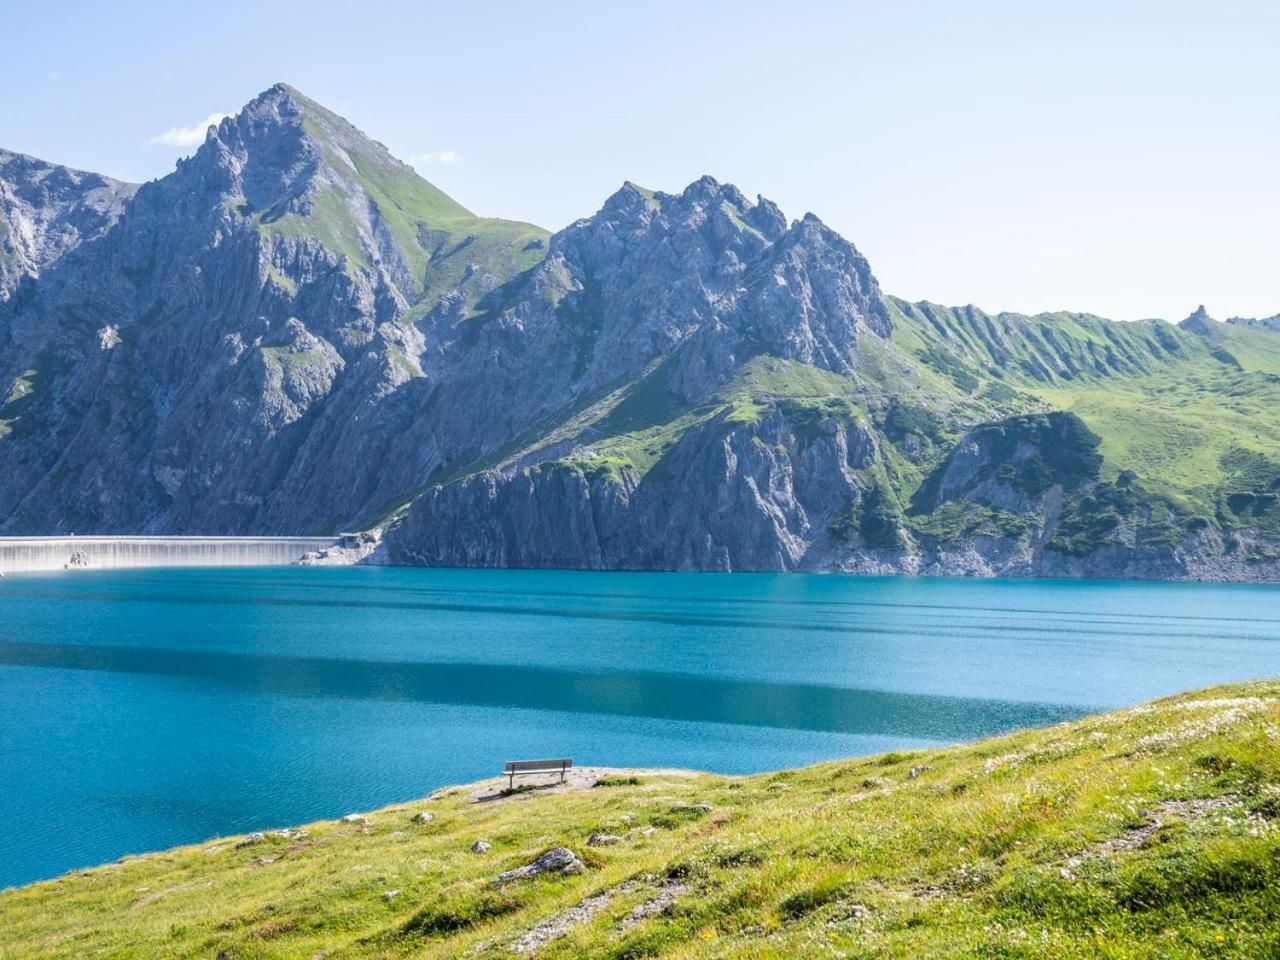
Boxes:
[4,681,1277,958]
[247,84,548,309]
[889,298,1280,521]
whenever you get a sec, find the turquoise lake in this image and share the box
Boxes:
[2,566,1278,888]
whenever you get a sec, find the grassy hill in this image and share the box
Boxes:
[3,680,1277,958]
[889,298,1280,517]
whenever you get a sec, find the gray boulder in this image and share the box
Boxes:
[492,846,585,884]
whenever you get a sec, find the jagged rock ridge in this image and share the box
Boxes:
[2,85,1279,581]
[0,149,137,300]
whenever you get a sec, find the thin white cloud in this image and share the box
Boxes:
[150,112,232,148]
[409,150,461,169]
[47,71,61,81]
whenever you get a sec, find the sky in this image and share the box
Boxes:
[4,0,1276,321]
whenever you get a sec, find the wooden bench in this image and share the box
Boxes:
[503,758,572,789]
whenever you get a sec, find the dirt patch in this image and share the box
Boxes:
[618,880,691,932]
[1065,795,1262,869]
[470,766,705,803]
[511,881,639,954]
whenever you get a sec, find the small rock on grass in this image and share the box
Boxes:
[341,814,368,824]
[670,803,712,814]
[411,812,434,823]
[471,840,492,853]
[235,832,266,849]
[492,847,585,885]
[587,832,623,846]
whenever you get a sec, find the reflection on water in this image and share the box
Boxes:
[0,640,1081,738]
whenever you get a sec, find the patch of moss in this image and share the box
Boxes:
[881,399,943,444]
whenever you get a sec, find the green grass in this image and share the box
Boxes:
[889,296,1280,525]
[531,356,886,483]
[4,680,1278,958]
[1032,371,1280,514]
[265,265,298,294]
[906,500,1035,541]
[260,344,334,376]
[0,352,58,443]
[252,86,548,307]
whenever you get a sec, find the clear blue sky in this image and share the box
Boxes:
[5,0,1276,321]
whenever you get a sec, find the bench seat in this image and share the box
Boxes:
[503,758,573,788]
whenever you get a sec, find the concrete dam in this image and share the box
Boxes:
[0,536,341,574]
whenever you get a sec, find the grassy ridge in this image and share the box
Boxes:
[254,85,548,306]
[3,681,1278,958]
[888,298,1280,520]
[458,294,1280,560]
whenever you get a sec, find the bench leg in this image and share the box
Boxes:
[508,773,514,790]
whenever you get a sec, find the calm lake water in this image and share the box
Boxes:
[1,566,1278,888]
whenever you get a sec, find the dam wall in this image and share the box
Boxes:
[0,536,339,574]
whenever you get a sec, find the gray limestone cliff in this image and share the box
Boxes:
[0,149,136,300]
[2,84,1279,581]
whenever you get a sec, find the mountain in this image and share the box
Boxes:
[0,84,547,535]
[0,149,136,299]
[2,84,1280,580]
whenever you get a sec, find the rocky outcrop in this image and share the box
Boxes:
[912,413,1101,514]
[385,404,1280,579]
[492,847,586,885]
[387,410,876,571]
[0,149,136,301]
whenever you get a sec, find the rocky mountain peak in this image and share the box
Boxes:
[592,177,788,246]
[1178,304,1219,336]
[6,91,1280,583]
[99,82,547,321]
[680,173,748,206]
[0,148,134,199]
[454,174,894,414]
[170,83,465,224]
[754,209,893,343]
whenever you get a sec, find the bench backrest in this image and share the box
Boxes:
[504,758,573,774]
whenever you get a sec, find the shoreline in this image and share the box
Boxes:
[7,766,714,893]
[2,680,1276,957]
[6,552,1280,585]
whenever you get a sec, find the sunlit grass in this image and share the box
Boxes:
[3,680,1277,958]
